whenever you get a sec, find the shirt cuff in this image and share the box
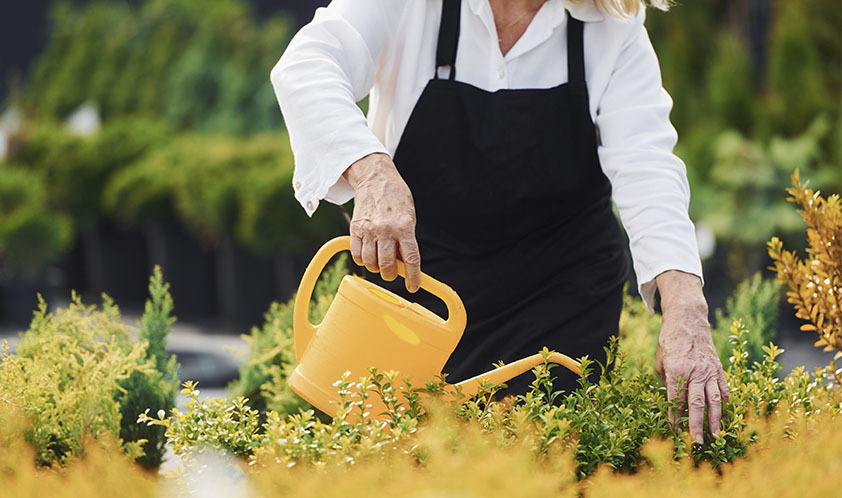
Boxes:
[292,136,389,217]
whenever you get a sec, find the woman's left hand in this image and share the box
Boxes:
[654,270,729,444]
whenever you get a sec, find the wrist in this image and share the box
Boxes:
[655,270,708,320]
[343,153,394,190]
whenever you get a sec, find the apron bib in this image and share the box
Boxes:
[377,0,630,396]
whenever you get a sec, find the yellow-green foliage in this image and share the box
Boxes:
[244,396,841,498]
[0,165,73,269]
[102,131,338,253]
[0,269,179,469]
[3,292,840,497]
[617,291,661,371]
[143,321,840,482]
[4,386,838,497]
[0,405,158,498]
[584,401,841,498]
[712,273,782,365]
[0,294,149,465]
[768,170,842,356]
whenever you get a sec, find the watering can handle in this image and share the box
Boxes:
[293,236,467,361]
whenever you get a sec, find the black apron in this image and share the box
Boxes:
[377,0,630,396]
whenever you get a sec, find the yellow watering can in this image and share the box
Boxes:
[289,236,582,419]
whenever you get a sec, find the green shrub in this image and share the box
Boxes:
[767,1,835,138]
[0,166,72,269]
[115,266,179,470]
[0,207,73,270]
[11,118,170,229]
[711,273,781,366]
[0,402,159,498]
[26,0,290,134]
[235,156,339,256]
[101,138,181,225]
[617,290,661,371]
[0,267,180,468]
[706,33,755,134]
[0,294,148,465]
[691,118,836,279]
[143,321,840,478]
[103,132,339,251]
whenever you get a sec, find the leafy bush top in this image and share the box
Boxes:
[0,266,179,468]
[143,320,841,480]
[769,170,842,356]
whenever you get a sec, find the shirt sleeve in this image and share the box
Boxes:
[270,0,403,216]
[594,14,704,312]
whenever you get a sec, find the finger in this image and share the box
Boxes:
[361,236,379,273]
[718,374,730,405]
[688,380,706,444]
[705,379,723,437]
[398,237,421,293]
[378,237,398,281]
[665,373,679,429]
[718,374,730,425]
[350,233,364,267]
[655,349,665,385]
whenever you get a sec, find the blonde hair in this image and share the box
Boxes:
[574,0,671,18]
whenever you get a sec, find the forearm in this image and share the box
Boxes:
[342,153,394,188]
[270,2,394,215]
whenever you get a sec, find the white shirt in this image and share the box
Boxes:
[270,0,704,310]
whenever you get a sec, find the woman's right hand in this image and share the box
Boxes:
[343,153,422,292]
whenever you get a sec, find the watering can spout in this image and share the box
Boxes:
[452,352,582,400]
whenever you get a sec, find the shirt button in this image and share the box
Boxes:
[294,181,301,191]
[496,67,506,80]
[306,200,314,211]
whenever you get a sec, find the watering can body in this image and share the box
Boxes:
[289,236,581,419]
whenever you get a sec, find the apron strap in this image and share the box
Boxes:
[566,15,586,89]
[435,0,462,80]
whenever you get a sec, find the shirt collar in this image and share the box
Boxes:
[466,0,605,24]
[563,0,605,22]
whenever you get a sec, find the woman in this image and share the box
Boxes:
[272,0,727,443]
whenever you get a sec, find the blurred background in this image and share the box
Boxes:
[0,0,839,388]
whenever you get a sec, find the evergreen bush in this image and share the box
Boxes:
[0,266,179,469]
[0,165,72,269]
[144,322,841,479]
[9,118,170,229]
[711,273,781,366]
[0,293,149,465]
[25,0,290,134]
[115,266,180,470]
